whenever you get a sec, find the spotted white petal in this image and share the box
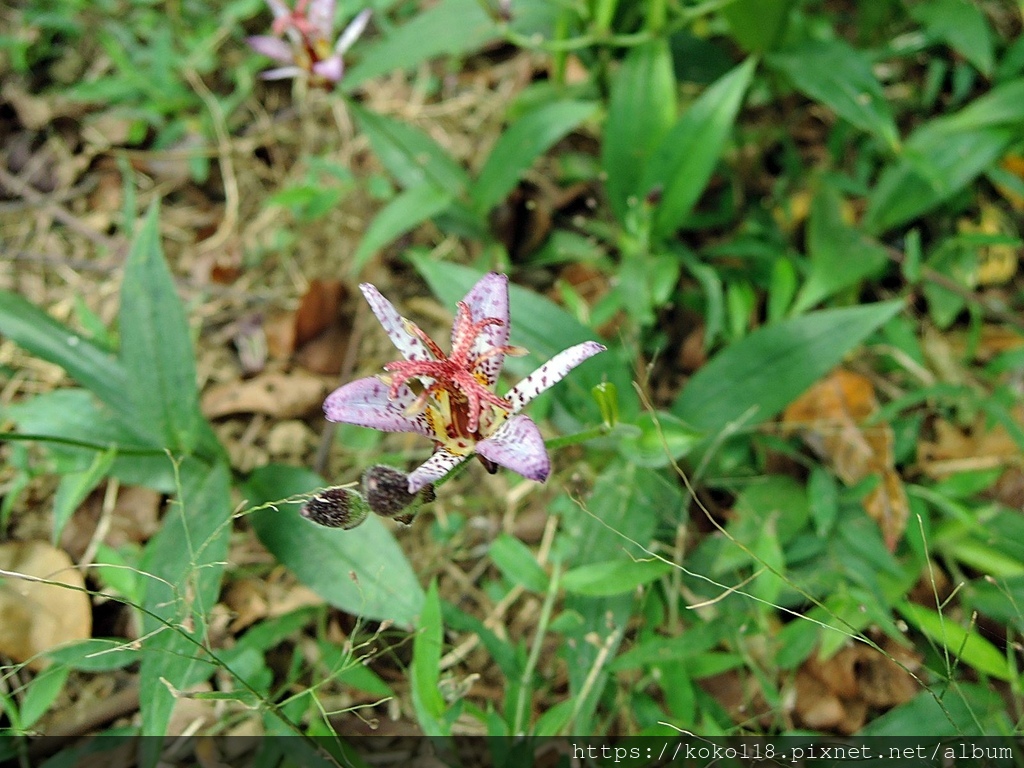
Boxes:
[460,272,510,387]
[324,376,431,437]
[260,65,305,80]
[248,35,295,62]
[476,415,550,482]
[334,8,371,55]
[308,0,337,39]
[505,341,606,413]
[312,55,344,82]
[407,448,467,493]
[361,283,435,362]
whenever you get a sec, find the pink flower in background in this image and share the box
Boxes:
[324,273,605,492]
[247,0,370,85]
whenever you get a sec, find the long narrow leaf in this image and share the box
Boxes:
[645,58,755,237]
[472,100,597,216]
[673,301,903,432]
[602,40,676,223]
[0,290,126,410]
[119,203,201,453]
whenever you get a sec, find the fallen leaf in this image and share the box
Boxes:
[294,323,349,375]
[783,369,909,549]
[201,370,331,419]
[295,279,346,348]
[0,541,91,668]
[918,406,1024,477]
[60,484,162,561]
[794,641,919,734]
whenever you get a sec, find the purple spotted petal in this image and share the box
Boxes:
[260,65,305,80]
[312,56,343,82]
[307,0,336,39]
[247,35,294,63]
[360,283,435,362]
[334,8,371,55]
[505,341,606,413]
[324,376,431,438]
[408,448,467,493]
[476,415,550,483]
[460,272,510,387]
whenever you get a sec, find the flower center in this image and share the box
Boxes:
[383,300,519,435]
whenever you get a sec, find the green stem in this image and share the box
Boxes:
[0,432,164,457]
[544,423,610,451]
[512,562,561,735]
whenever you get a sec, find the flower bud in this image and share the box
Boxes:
[301,486,370,530]
[362,465,434,524]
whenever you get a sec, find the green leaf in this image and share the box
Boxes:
[720,0,793,53]
[864,79,1024,233]
[345,0,497,90]
[859,684,1010,736]
[911,0,994,77]
[749,516,785,606]
[769,40,898,148]
[672,301,903,432]
[352,185,453,274]
[18,666,70,730]
[489,534,548,593]
[46,638,141,672]
[139,462,232,736]
[562,558,673,597]
[602,40,676,223]
[617,411,702,468]
[410,580,447,735]
[865,127,1014,234]
[119,203,201,453]
[352,104,469,196]
[3,389,192,492]
[791,181,890,314]
[52,446,117,544]
[644,58,755,236]
[472,100,597,217]
[898,601,1013,681]
[0,290,126,411]
[243,464,424,628]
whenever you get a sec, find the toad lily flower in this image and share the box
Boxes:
[324,273,605,493]
[247,0,370,86]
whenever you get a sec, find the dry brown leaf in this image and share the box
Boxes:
[0,541,91,668]
[60,484,162,561]
[794,642,919,734]
[294,323,349,375]
[783,369,909,549]
[917,406,1024,477]
[201,370,331,419]
[294,279,346,348]
[957,203,1019,286]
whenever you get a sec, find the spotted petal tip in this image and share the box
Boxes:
[506,340,606,413]
[476,414,550,483]
[461,272,510,386]
[407,448,467,493]
[360,283,434,362]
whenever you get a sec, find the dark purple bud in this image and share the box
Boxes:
[362,465,434,523]
[301,486,370,530]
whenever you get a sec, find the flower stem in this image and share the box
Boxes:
[512,561,561,735]
[543,423,610,451]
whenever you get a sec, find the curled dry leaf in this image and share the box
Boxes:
[794,642,920,734]
[201,370,332,419]
[782,368,909,550]
[918,405,1024,477]
[0,541,91,668]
